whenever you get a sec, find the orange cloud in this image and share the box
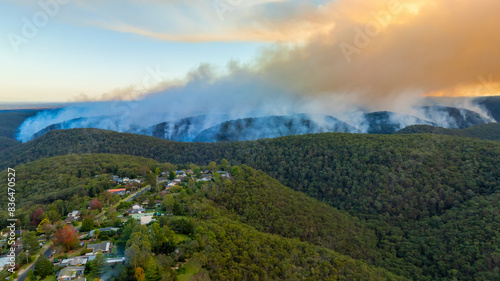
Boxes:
[239,0,500,108]
[66,0,500,106]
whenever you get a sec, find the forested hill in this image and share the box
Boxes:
[0,136,20,152]
[3,127,500,170]
[1,129,500,280]
[1,154,405,280]
[395,123,500,141]
[0,109,41,138]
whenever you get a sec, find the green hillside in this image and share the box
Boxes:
[0,154,404,281]
[1,129,499,280]
[0,136,20,152]
[396,123,500,141]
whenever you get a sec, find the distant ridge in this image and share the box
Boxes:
[194,114,358,142]
[395,123,500,141]
[8,102,499,142]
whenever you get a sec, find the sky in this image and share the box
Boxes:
[1,0,500,104]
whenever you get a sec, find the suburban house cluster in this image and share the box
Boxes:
[55,240,125,280]
[0,169,233,280]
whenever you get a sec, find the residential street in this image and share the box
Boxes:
[15,247,51,281]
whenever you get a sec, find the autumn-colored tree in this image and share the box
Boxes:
[135,267,145,281]
[37,218,51,234]
[89,198,103,211]
[54,225,79,251]
[30,207,45,226]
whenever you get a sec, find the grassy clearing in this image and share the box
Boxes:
[177,260,200,281]
[175,233,189,242]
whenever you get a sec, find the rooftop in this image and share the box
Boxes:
[58,266,85,277]
[87,241,110,252]
[108,188,126,192]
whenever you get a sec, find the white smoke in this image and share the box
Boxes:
[15,66,496,142]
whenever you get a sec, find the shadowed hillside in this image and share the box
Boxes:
[396,123,500,141]
[0,109,41,139]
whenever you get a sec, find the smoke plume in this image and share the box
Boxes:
[16,0,500,142]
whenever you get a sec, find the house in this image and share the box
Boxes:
[89,227,119,237]
[107,188,127,196]
[141,199,162,208]
[197,175,212,182]
[0,256,11,271]
[60,255,94,267]
[123,177,130,183]
[67,211,81,220]
[106,257,126,265]
[175,170,186,178]
[112,175,123,184]
[216,171,231,178]
[127,204,146,214]
[64,216,77,224]
[87,241,111,254]
[57,266,85,280]
[166,181,176,188]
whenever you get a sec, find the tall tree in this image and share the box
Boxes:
[220,159,230,171]
[90,253,108,277]
[126,244,141,269]
[208,162,217,173]
[22,231,40,253]
[168,171,176,180]
[161,195,175,214]
[34,255,53,279]
[146,172,157,189]
[81,216,95,232]
[145,256,160,281]
[149,223,176,254]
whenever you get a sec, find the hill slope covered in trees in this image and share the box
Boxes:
[0,154,404,281]
[1,129,499,280]
[395,123,500,141]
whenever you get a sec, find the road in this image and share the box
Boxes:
[15,247,51,281]
[125,185,151,202]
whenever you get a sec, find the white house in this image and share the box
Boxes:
[127,204,146,214]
